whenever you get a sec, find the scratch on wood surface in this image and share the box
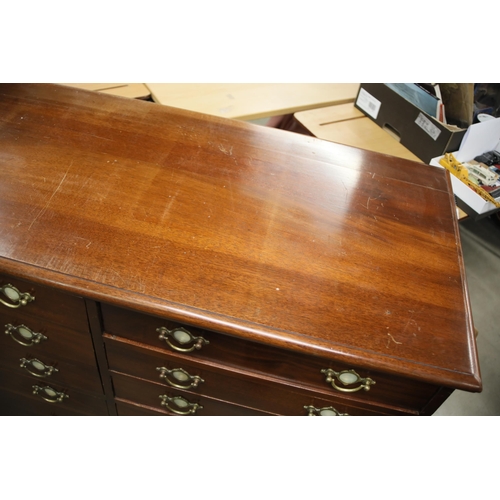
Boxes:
[88,134,113,142]
[360,197,371,210]
[28,161,72,230]
[386,333,402,348]
[218,144,233,156]
[401,309,417,336]
[110,269,126,285]
[226,181,235,212]
[341,181,348,200]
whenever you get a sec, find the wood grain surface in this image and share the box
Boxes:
[63,83,151,100]
[0,84,481,391]
[146,83,360,120]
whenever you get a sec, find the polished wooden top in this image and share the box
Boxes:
[145,83,360,120]
[0,84,480,391]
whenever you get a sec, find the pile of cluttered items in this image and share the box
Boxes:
[354,83,500,219]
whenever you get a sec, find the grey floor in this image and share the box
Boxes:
[434,215,500,415]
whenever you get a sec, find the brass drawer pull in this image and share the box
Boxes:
[304,405,349,416]
[0,284,35,308]
[20,358,58,378]
[32,385,68,403]
[157,326,209,353]
[321,368,375,393]
[156,367,204,390]
[159,394,202,415]
[5,323,47,347]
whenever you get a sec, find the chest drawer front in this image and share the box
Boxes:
[111,371,271,416]
[0,367,108,416]
[113,397,395,417]
[105,336,411,416]
[1,311,98,368]
[116,401,167,416]
[0,388,107,416]
[0,274,89,333]
[1,341,103,394]
[101,303,439,411]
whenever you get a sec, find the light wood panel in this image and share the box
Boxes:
[145,83,360,120]
[63,83,151,100]
[295,103,421,161]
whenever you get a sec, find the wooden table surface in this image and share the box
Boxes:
[145,83,360,120]
[0,84,480,391]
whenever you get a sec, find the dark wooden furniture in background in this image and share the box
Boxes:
[0,84,481,416]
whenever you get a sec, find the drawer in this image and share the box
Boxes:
[112,399,388,417]
[1,312,98,367]
[0,367,108,416]
[0,274,89,333]
[1,341,103,394]
[116,401,167,416]
[0,388,106,416]
[105,335,412,416]
[101,303,439,411]
[111,371,272,416]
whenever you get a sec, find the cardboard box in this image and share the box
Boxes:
[430,118,500,217]
[355,83,467,163]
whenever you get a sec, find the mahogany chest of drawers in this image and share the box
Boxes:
[0,84,481,416]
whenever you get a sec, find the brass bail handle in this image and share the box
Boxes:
[159,394,202,415]
[156,367,204,390]
[321,368,376,393]
[32,385,68,404]
[304,405,349,416]
[20,358,58,378]
[157,326,209,353]
[0,284,35,309]
[5,323,47,347]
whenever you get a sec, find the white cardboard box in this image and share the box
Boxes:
[430,117,500,215]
